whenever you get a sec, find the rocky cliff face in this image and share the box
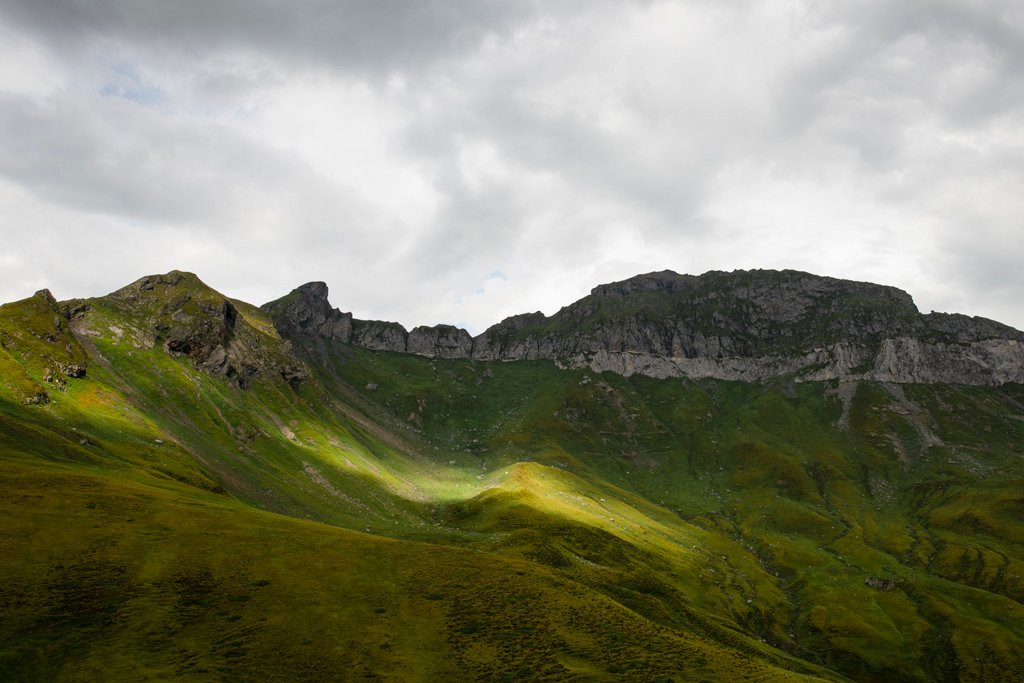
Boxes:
[408,324,474,359]
[262,284,475,358]
[351,319,408,351]
[264,270,1024,386]
[260,281,354,342]
[471,270,1024,385]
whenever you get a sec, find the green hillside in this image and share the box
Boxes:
[2,272,1023,681]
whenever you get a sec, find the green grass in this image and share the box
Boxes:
[2,274,1024,680]
[0,459,834,682]
[280,339,1024,680]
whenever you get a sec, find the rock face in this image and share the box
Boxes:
[264,270,1024,386]
[260,282,354,342]
[469,270,1024,385]
[408,325,473,359]
[351,319,408,352]
[58,363,87,378]
[470,312,546,361]
[262,284,473,357]
[163,297,238,366]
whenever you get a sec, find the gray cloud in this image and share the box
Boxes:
[0,0,563,75]
[0,0,1022,334]
[0,92,246,223]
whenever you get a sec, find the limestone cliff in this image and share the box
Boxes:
[470,270,1024,385]
[264,270,1024,386]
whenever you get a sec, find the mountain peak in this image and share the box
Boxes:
[107,270,213,303]
[262,282,353,342]
[81,269,300,388]
[294,281,330,301]
[590,269,689,296]
[33,288,57,305]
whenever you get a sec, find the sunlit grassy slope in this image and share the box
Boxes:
[2,273,1024,681]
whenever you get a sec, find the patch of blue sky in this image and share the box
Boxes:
[98,61,167,107]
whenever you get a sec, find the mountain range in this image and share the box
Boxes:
[2,268,1023,681]
[266,269,1024,384]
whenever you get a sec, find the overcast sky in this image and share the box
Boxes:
[1,1,1022,334]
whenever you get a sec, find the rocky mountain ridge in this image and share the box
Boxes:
[263,269,1024,386]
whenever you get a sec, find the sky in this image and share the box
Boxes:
[0,0,1022,334]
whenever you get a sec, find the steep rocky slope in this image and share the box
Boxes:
[264,269,1024,385]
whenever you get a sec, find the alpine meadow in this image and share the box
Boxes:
[2,268,1024,681]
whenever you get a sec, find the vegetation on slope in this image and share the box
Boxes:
[305,342,1024,681]
[1,272,1023,681]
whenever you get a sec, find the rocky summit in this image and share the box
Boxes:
[265,268,1024,385]
[3,267,1024,681]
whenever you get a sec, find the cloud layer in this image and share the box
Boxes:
[1,0,1022,333]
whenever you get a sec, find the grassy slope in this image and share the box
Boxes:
[315,343,1024,682]
[2,458,832,682]
[2,276,1024,680]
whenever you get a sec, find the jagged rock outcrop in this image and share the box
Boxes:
[263,283,473,357]
[408,324,473,358]
[164,297,238,365]
[351,319,408,352]
[471,312,546,361]
[58,363,87,378]
[261,281,353,342]
[264,270,1024,386]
